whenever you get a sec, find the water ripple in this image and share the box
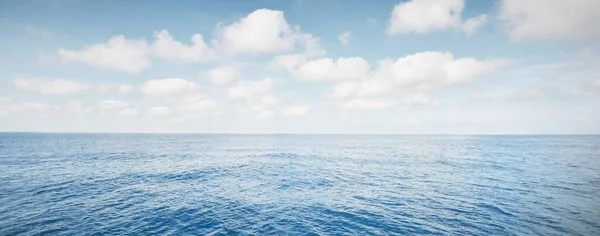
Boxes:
[0,134,599,235]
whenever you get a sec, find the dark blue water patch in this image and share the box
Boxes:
[33,180,76,196]
[0,134,599,235]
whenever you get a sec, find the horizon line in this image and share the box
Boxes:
[1,131,599,136]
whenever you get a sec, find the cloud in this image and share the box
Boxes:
[0,99,57,116]
[174,98,219,112]
[215,8,324,59]
[255,110,275,119]
[16,103,56,115]
[216,9,296,54]
[330,81,359,98]
[513,49,600,99]
[336,93,438,111]
[287,57,371,81]
[118,108,139,116]
[151,30,213,62]
[239,99,279,119]
[57,35,150,73]
[148,106,171,116]
[98,100,130,110]
[403,93,439,107]
[56,30,212,73]
[328,51,502,111]
[144,87,222,121]
[228,78,274,100]
[118,84,133,94]
[13,78,91,95]
[329,79,388,100]
[209,66,237,85]
[340,98,393,110]
[338,31,351,44]
[270,54,310,72]
[140,78,199,97]
[498,0,600,42]
[228,78,280,119]
[0,97,51,116]
[21,102,55,112]
[0,99,17,115]
[296,33,327,57]
[162,94,222,122]
[387,0,487,36]
[282,105,311,116]
[66,101,93,113]
[373,51,504,89]
[98,100,138,117]
[268,25,327,71]
[56,9,320,73]
[462,14,487,36]
[329,51,503,100]
[259,95,279,106]
[239,106,276,120]
[97,85,109,93]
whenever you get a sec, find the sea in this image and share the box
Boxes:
[0,133,599,235]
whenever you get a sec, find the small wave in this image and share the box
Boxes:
[33,180,75,195]
[1,134,598,235]
[476,203,515,217]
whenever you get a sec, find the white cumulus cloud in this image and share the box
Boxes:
[209,66,237,86]
[216,9,296,54]
[328,51,503,111]
[56,9,321,73]
[57,35,150,73]
[329,51,503,100]
[498,0,600,42]
[331,81,359,98]
[268,32,327,73]
[151,30,213,62]
[292,57,371,81]
[373,51,504,89]
[270,54,311,72]
[387,0,487,36]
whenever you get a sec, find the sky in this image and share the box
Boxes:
[0,0,599,134]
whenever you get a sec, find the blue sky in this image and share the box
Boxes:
[0,0,599,134]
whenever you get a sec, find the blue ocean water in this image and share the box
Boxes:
[0,134,599,235]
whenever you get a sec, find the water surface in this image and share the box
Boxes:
[1,134,599,235]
